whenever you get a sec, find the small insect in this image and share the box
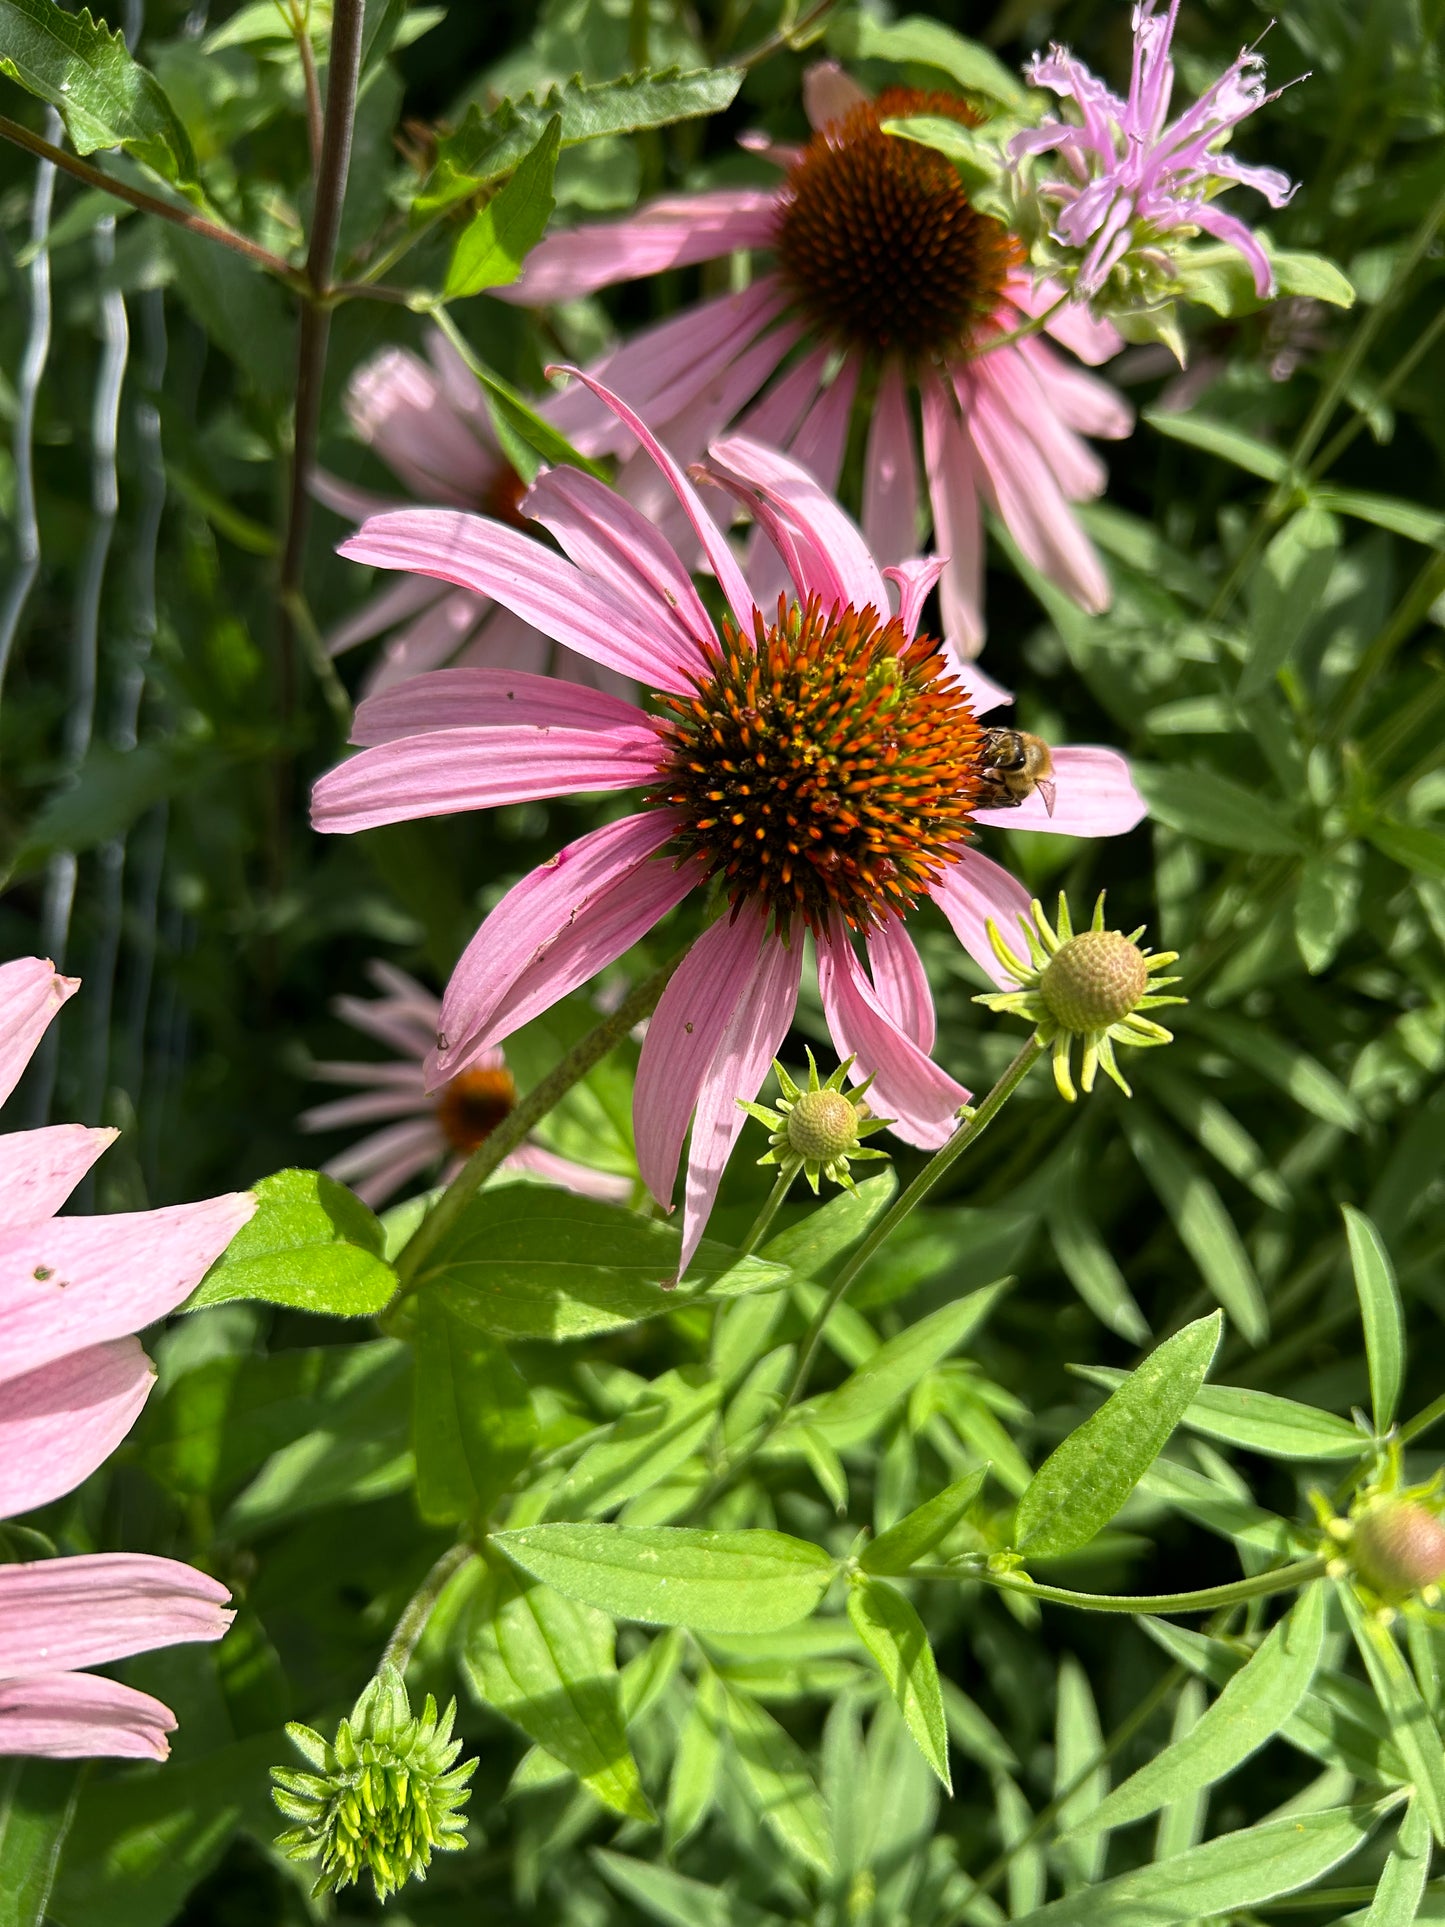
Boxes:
[975,728,1057,816]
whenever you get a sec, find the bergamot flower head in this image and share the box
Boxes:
[976,894,1183,1101]
[739,1051,893,1194]
[271,1664,475,1902]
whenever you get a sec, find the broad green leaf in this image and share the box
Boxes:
[11,741,202,873]
[1188,1011,1362,1131]
[594,1849,787,1927]
[1013,1312,1222,1559]
[1241,504,1341,700]
[0,1762,78,1927]
[1054,1657,1108,1887]
[189,1169,396,1317]
[1359,1797,1431,1927]
[846,1578,951,1790]
[546,1369,721,1520]
[717,1680,835,1876]
[1339,1584,1445,1845]
[422,1189,786,1341]
[1316,488,1445,548]
[1074,1583,1325,1835]
[165,225,296,402]
[412,1302,537,1524]
[1369,818,1445,886]
[1013,1804,1375,1926]
[827,10,1028,106]
[1142,410,1289,482]
[1132,763,1302,855]
[464,1563,651,1821]
[494,1524,836,1633]
[0,0,196,185]
[1174,242,1354,317]
[444,113,559,297]
[1123,1112,1268,1343]
[758,1169,897,1280]
[1077,1369,1367,1461]
[510,1626,684,1794]
[861,1467,988,1574]
[1343,1206,1404,1432]
[806,1282,1006,1435]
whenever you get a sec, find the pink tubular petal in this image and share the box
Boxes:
[0,961,79,1109]
[866,919,937,1053]
[815,923,967,1149]
[503,190,782,304]
[705,434,888,616]
[803,60,871,129]
[930,848,1035,986]
[0,1191,256,1383]
[310,723,662,834]
[863,361,921,567]
[432,813,695,1079]
[0,1672,176,1761]
[921,374,985,655]
[0,1553,232,1677]
[884,558,945,640]
[338,509,700,693]
[547,369,758,631]
[351,667,642,747]
[975,745,1145,836]
[0,1124,116,1229]
[1189,200,1275,296]
[0,1340,154,1519]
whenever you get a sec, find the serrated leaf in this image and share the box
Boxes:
[827,10,1027,106]
[847,1578,951,1790]
[412,1302,537,1524]
[806,1282,1006,1435]
[862,1467,988,1574]
[444,113,559,297]
[493,1524,836,1633]
[1339,1583,1445,1845]
[1343,1206,1404,1433]
[1123,1113,1268,1344]
[1132,763,1302,855]
[1142,410,1289,482]
[717,1680,835,1876]
[1013,1312,1222,1559]
[189,1169,396,1317]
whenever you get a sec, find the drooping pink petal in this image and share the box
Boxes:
[0,961,78,1109]
[346,346,499,503]
[504,1142,633,1203]
[974,745,1145,836]
[350,667,642,747]
[338,510,701,693]
[0,1672,177,1761]
[307,1060,430,1093]
[863,361,921,568]
[310,722,662,834]
[1016,335,1135,440]
[884,558,945,640]
[929,848,1036,986]
[0,1340,154,1519]
[356,590,494,696]
[432,813,696,1081]
[312,467,399,527]
[974,349,1109,501]
[705,434,889,617]
[324,1118,444,1207]
[0,1123,116,1229]
[299,1087,432,1132]
[865,919,937,1053]
[921,374,985,655]
[503,190,782,304]
[786,357,859,496]
[951,655,1013,717]
[325,572,444,658]
[736,343,830,450]
[815,923,968,1149]
[0,1192,255,1382]
[0,1554,232,1677]
[803,59,870,129]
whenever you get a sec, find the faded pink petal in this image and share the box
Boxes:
[324,1117,444,1206]
[0,960,78,1108]
[921,374,985,655]
[356,590,494,696]
[0,1192,256,1382]
[930,849,1035,986]
[346,345,499,503]
[300,1086,432,1132]
[866,920,937,1053]
[350,667,642,747]
[326,572,444,658]
[974,745,1145,836]
[505,1143,632,1202]
[1016,336,1134,440]
[816,924,968,1148]
[0,1553,232,1676]
[0,1340,154,1518]
[736,343,830,450]
[803,60,871,129]
[884,558,945,639]
[951,656,1013,717]
[863,361,921,568]
[975,349,1108,501]
[0,1123,116,1229]
[0,1672,177,1761]
[507,190,781,303]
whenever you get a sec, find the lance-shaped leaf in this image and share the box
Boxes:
[1343,1206,1404,1433]
[861,1467,988,1575]
[1013,1313,1222,1560]
[1358,1797,1431,1927]
[1075,1369,1367,1462]
[1339,1583,1445,1845]
[595,1850,786,1927]
[846,1578,950,1791]
[805,1283,1007,1436]
[717,1681,835,1877]
[412,1304,537,1524]
[0,1760,79,1927]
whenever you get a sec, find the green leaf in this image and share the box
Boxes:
[465,1562,651,1821]
[1294,851,1361,974]
[1240,504,1340,700]
[826,10,1028,106]
[1142,410,1289,482]
[1013,1312,1222,1559]
[1369,818,1445,885]
[546,1368,721,1520]
[1173,241,1355,317]
[493,1524,836,1633]
[423,1188,786,1341]
[1076,1368,1368,1461]
[1148,1066,1291,1212]
[1343,1206,1404,1433]
[1359,1797,1432,1927]
[1132,763,1302,855]
[189,1168,396,1317]
[806,1283,1007,1435]
[594,1849,787,1927]
[1054,1658,1108,1886]
[1187,1011,1362,1131]
[1339,1583,1445,1845]
[444,113,560,298]
[1315,488,1445,549]
[1123,1113,1269,1345]
[664,1682,723,1856]
[412,1302,537,1524]
[1073,1583,1325,1835]
[758,1169,897,1280]
[861,1467,988,1574]
[0,0,197,185]
[847,1578,951,1790]
[716,1679,835,1876]
[11,741,203,874]
[164,224,296,402]
[1048,1194,1150,1342]
[1012,1804,1375,1926]
[0,1761,79,1927]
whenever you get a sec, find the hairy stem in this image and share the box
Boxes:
[916,1553,1329,1615]
[381,1543,478,1675]
[737,1162,800,1258]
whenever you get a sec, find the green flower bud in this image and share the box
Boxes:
[738,1049,894,1194]
[1352,1500,1445,1599]
[786,1086,862,1162]
[1040,930,1150,1032]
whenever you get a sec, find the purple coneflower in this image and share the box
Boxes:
[312,378,1144,1273]
[300,960,631,1208]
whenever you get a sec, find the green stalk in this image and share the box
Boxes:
[737,1161,801,1259]
[915,1553,1328,1615]
[380,1543,478,1675]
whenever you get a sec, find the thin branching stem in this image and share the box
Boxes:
[381,1543,479,1676]
[915,1553,1329,1614]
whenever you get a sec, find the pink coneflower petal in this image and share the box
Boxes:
[863,361,922,567]
[299,1087,433,1131]
[0,1193,255,1382]
[325,1118,445,1207]
[0,1123,116,1229]
[347,346,499,502]
[865,919,938,1054]
[0,1340,154,1518]
[509,189,782,304]
[974,745,1146,836]
[787,358,860,495]
[815,924,969,1149]
[432,813,693,1081]
[0,1672,177,1761]
[736,342,830,449]
[706,434,889,617]
[506,1143,632,1202]
[311,722,663,834]
[0,960,78,1108]
[0,1554,232,1676]
[929,849,1036,987]
[921,375,986,655]
[803,59,871,129]
[1016,336,1135,440]
[951,655,1014,717]
[350,667,643,748]
[884,557,946,640]
[306,1059,430,1092]
[339,509,700,692]
[325,571,443,658]
[976,350,1108,501]
[356,589,493,696]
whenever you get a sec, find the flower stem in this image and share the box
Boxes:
[738,1162,801,1258]
[914,1553,1328,1615]
[966,290,1072,360]
[381,1542,478,1675]
[391,951,684,1297]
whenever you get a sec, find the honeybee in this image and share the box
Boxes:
[976,728,1057,816]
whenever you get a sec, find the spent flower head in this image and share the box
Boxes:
[740,1051,893,1194]
[271,1664,475,1902]
[977,895,1183,1101]
[1317,1461,1445,1618]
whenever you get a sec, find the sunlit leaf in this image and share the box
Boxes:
[1343,1206,1404,1433]
[847,1577,951,1790]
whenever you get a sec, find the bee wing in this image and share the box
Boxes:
[1037,778,1057,819]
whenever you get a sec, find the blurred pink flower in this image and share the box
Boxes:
[300,960,632,1208]
[1014,0,1297,300]
[495,67,1132,655]
[312,377,1144,1274]
[0,957,254,1761]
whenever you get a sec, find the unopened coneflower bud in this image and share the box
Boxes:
[976,894,1185,1102]
[1352,1500,1445,1601]
[739,1049,893,1194]
[271,1664,475,1902]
